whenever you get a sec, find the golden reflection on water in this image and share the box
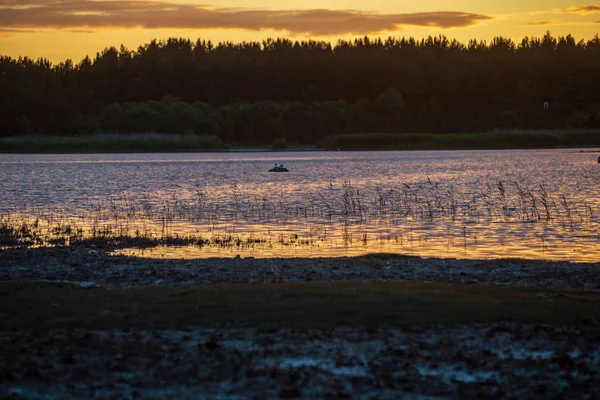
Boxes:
[3,151,600,262]
[112,239,600,262]
[109,221,600,262]
[4,185,600,262]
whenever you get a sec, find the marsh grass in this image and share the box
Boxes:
[1,177,598,258]
[327,130,600,150]
[0,133,228,153]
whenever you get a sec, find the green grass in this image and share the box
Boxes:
[0,133,229,153]
[326,130,600,150]
[2,282,598,330]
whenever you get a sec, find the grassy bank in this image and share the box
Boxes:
[3,130,600,153]
[0,133,228,153]
[2,282,598,330]
[325,130,600,150]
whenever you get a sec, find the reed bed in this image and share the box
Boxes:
[1,177,598,257]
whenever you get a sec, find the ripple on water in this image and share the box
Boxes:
[2,149,600,261]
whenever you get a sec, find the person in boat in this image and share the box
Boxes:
[269,162,288,171]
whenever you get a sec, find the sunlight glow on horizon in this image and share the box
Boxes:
[0,0,599,62]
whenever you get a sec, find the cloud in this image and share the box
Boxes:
[0,27,35,37]
[562,5,600,14]
[0,0,492,35]
[523,20,558,26]
[65,29,95,33]
[0,27,35,33]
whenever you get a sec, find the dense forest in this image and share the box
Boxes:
[1,33,600,144]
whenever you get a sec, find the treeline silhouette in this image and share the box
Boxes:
[2,33,600,143]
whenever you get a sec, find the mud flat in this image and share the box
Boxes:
[1,246,600,399]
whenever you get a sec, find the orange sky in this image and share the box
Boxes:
[0,0,599,62]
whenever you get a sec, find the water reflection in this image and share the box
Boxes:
[1,150,600,262]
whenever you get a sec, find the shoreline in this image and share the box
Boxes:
[3,130,600,154]
[2,145,600,155]
[2,245,599,290]
[2,245,600,398]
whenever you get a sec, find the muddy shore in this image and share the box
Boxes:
[1,246,600,399]
[1,245,600,290]
[2,324,600,400]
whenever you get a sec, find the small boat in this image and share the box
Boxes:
[269,163,289,172]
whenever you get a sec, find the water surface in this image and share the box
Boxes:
[1,150,599,261]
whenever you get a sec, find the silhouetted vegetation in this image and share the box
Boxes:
[0,133,227,153]
[324,130,600,150]
[2,33,600,145]
[271,138,288,150]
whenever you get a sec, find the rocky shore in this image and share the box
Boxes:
[1,245,600,399]
[1,245,599,290]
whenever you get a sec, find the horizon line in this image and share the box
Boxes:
[3,31,600,64]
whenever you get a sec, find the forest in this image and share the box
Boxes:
[1,33,600,145]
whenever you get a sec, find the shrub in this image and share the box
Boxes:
[271,138,288,149]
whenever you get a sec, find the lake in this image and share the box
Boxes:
[1,149,600,261]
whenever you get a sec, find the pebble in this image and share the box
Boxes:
[1,246,598,290]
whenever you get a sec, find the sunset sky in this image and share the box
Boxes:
[1,0,599,63]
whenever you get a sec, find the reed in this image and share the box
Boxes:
[1,177,598,258]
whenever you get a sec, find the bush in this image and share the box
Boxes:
[568,112,591,128]
[271,138,288,149]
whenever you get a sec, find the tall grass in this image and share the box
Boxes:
[1,177,597,256]
[0,133,229,153]
[325,130,600,150]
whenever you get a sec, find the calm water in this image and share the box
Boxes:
[1,150,600,261]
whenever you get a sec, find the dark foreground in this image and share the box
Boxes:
[1,246,600,399]
[2,323,599,400]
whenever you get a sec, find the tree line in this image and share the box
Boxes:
[1,33,600,143]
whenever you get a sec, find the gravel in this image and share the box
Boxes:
[1,246,599,290]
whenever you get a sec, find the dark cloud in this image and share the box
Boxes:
[562,5,600,13]
[0,0,492,35]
